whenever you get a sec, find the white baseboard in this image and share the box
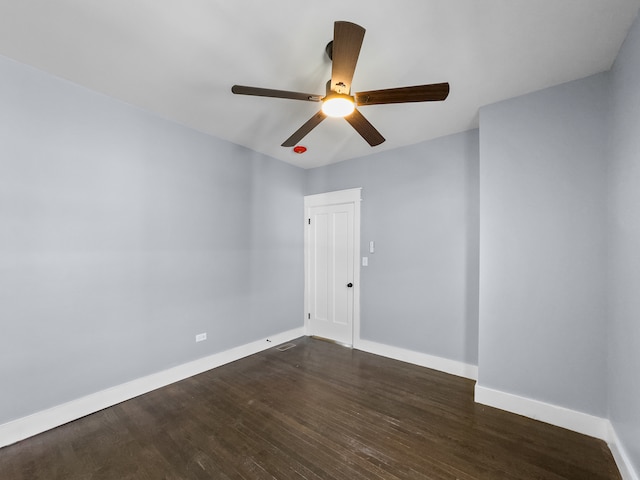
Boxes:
[0,327,305,449]
[607,421,639,480]
[355,339,478,380]
[474,384,609,440]
[474,386,639,479]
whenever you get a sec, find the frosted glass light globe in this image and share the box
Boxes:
[321,94,355,117]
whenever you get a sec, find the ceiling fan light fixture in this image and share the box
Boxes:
[231,21,450,147]
[321,93,355,117]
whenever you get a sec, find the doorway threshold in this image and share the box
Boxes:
[310,335,353,349]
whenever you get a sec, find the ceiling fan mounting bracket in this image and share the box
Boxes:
[325,41,333,61]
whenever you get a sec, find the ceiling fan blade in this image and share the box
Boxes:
[281,111,327,147]
[330,21,365,95]
[344,109,385,146]
[355,83,450,106]
[232,85,322,102]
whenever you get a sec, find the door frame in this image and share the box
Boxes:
[304,188,361,347]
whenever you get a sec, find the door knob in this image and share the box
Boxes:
[347,283,353,288]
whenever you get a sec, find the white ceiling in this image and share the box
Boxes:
[0,1,638,168]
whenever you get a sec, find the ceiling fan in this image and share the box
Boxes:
[231,21,450,148]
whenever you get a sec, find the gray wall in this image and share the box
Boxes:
[608,11,640,473]
[0,55,305,424]
[477,73,609,417]
[306,130,480,366]
[3,14,639,472]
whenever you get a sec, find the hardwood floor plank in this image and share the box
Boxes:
[0,337,621,479]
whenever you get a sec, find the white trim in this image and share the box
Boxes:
[0,326,304,448]
[304,188,362,208]
[352,191,361,346]
[351,345,638,479]
[474,384,609,440]
[355,339,478,380]
[304,188,361,347]
[607,421,639,480]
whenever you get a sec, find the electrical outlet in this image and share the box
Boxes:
[195,333,207,342]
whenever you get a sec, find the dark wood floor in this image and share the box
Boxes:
[1,337,621,479]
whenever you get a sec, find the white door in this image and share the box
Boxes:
[305,189,361,346]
